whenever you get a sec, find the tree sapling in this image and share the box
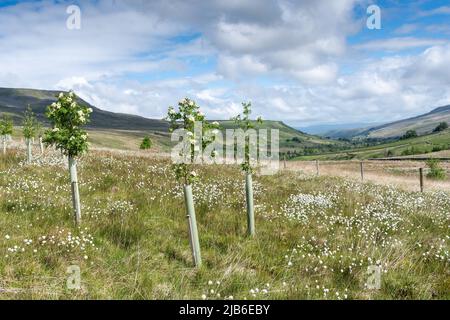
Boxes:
[43,91,92,225]
[232,102,262,237]
[0,114,13,155]
[22,106,38,164]
[166,98,219,267]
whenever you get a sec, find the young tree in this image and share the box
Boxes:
[232,102,262,237]
[140,136,152,150]
[35,121,45,155]
[166,98,218,267]
[22,106,38,164]
[43,91,92,225]
[0,114,14,155]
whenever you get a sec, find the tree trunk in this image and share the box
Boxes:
[245,173,255,237]
[69,156,82,225]
[26,139,32,164]
[39,136,44,155]
[183,184,202,267]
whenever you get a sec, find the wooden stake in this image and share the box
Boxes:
[360,161,364,181]
[419,168,424,193]
[283,154,287,169]
[316,160,320,176]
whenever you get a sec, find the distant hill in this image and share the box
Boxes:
[298,122,381,137]
[324,105,450,140]
[217,120,345,152]
[294,128,450,161]
[0,87,168,131]
[0,87,341,152]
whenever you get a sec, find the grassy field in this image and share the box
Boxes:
[295,129,450,160]
[0,145,448,299]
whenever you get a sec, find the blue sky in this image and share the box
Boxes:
[0,0,449,126]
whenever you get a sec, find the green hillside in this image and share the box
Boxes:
[217,120,346,153]
[295,129,450,160]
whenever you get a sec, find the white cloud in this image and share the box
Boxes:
[354,37,448,51]
[0,0,450,127]
[418,6,450,17]
[394,24,419,35]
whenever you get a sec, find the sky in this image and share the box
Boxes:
[0,0,450,127]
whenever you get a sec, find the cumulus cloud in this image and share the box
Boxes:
[0,0,450,126]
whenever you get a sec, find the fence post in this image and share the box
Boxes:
[283,154,287,169]
[316,160,320,176]
[419,168,424,193]
[360,161,364,181]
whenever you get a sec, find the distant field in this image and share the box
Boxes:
[8,120,346,155]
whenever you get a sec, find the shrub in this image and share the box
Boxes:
[140,136,152,150]
[426,159,447,180]
[401,130,418,140]
[433,122,448,133]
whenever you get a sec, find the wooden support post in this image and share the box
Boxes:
[360,161,364,181]
[419,168,424,193]
[283,154,287,169]
[316,160,320,176]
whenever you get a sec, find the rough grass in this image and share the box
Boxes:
[0,148,449,300]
